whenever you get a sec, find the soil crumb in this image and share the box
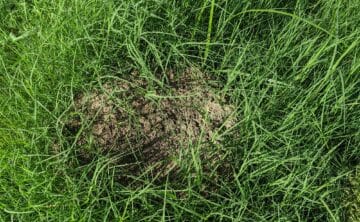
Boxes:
[64,67,236,180]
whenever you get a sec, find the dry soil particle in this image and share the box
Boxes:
[65,67,236,180]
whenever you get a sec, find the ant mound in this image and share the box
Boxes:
[64,68,236,181]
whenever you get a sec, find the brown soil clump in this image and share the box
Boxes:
[64,68,236,180]
[346,166,360,221]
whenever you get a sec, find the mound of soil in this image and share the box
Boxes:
[64,68,236,180]
[346,167,360,221]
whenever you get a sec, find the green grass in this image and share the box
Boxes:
[0,0,359,221]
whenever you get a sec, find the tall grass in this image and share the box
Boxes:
[0,0,359,221]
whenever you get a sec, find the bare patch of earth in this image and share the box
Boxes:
[346,166,360,221]
[61,67,237,181]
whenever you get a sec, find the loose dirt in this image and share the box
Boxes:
[63,67,236,180]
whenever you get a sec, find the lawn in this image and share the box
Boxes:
[0,0,359,221]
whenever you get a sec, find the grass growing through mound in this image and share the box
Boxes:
[0,0,359,221]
